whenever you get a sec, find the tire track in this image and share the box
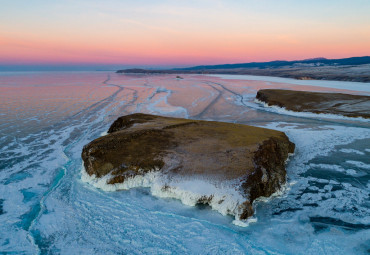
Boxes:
[192,83,224,119]
[203,80,249,107]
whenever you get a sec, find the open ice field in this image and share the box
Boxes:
[0,71,369,254]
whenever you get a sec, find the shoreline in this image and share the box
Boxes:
[117,70,370,83]
[117,63,370,83]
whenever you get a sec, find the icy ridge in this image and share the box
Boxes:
[81,165,257,226]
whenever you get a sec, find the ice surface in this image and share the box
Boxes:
[1,72,369,254]
[81,166,250,222]
[339,148,365,155]
[209,74,370,93]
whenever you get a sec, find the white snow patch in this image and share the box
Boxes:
[100,131,108,136]
[309,163,358,176]
[346,160,370,170]
[81,165,257,225]
[233,217,257,227]
[208,74,370,93]
[339,148,365,155]
[145,87,189,118]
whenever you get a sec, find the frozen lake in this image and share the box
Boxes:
[0,72,369,254]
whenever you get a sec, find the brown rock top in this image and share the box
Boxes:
[82,113,294,220]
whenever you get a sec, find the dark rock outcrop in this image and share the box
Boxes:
[256,89,370,119]
[82,113,295,220]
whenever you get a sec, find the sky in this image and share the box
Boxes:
[0,0,370,68]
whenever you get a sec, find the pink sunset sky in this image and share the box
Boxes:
[0,0,369,67]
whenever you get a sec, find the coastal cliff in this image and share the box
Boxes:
[256,89,370,119]
[82,113,295,221]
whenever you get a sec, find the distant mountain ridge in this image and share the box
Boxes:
[176,56,370,70]
[116,56,370,82]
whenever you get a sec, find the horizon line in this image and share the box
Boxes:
[1,55,369,71]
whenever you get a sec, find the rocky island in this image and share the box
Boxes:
[256,89,370,119]
[81,113,295,222]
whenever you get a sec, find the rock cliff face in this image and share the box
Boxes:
[82,113,295,221]
[256,89,370,119]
